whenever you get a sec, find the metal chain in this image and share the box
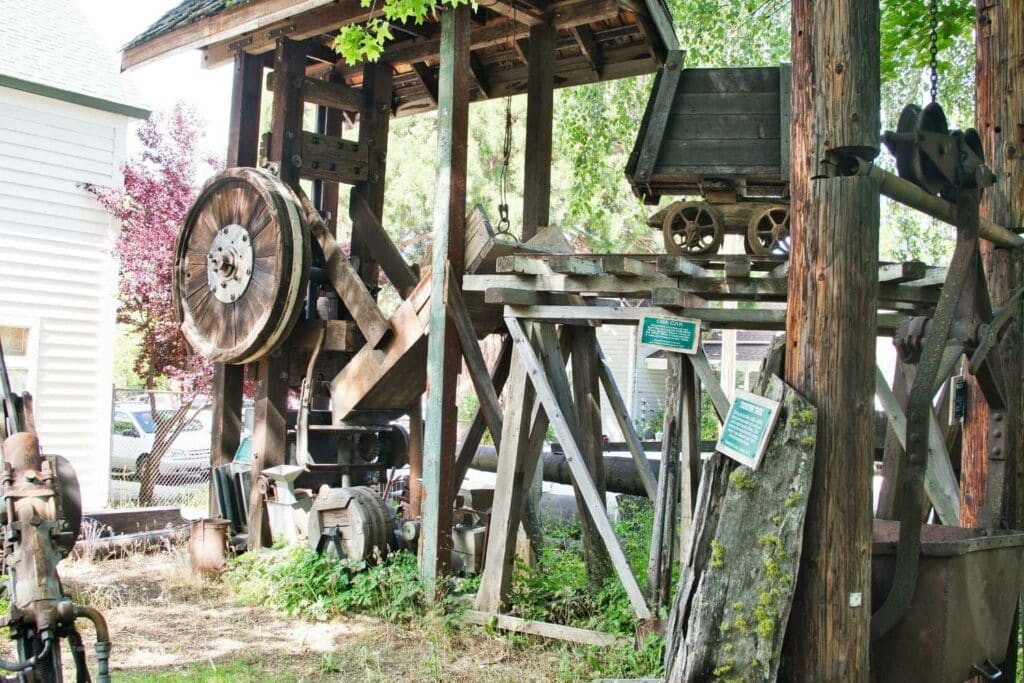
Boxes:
[928,0,939,102]
[495,2,516,237]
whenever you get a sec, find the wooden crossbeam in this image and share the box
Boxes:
[874,365,960,525]
[266,72,362,111]
[412,62,439,106]
[485,1,544,26]
[572,24,604,77]
[350,192,419,297]
[200,1,380,68]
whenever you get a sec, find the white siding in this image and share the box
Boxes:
[0,87,128,509]
[595,325,638,441]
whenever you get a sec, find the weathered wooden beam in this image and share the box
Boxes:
[447,277,503,446]
[305,198,391,347]
[350,62,394,290]
[780,0,880,674]
[522,21,556,240]
[874,365,960,525]
[266,72,362,112]
[356,0,620,70]
[350,192,419,297]
[453,336,513,496]
[268,37,307,187]
[633,50,684,183]
[199,1,380,69]
[421,5,471,592]
[475,327,545,612]
[572,24,604,78]
[412,62,439,106]
[213,50,262,510]
[247,37,306,551]
[463,611,629,647]
[484,1,544,26]
[569,326,613,585]
[122,0,343,70]
[647,354,682,610]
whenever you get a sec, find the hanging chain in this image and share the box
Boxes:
[494,2,516,237]
[928,0,939,103]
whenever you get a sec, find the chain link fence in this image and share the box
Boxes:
[109,389,211,518]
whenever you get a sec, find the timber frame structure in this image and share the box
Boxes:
[121,0,1024,679]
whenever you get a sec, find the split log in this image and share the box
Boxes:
[664,375,817,681]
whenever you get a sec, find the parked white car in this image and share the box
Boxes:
[110,406,210,478]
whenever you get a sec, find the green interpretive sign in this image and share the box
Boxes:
[639,315,701,355]
[716,390,782,470]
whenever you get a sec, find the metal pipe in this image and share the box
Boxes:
[74,605,111,683]
[0,632,51,672]
[842,157,1023,249]
[470,446,658,497]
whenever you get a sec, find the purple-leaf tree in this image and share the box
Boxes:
[87,103,221,501]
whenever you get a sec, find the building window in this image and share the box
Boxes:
[0,324,35,394]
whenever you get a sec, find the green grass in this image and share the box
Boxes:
[118,660,298,682]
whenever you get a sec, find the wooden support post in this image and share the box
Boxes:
[648,353,682,611]
[569,326,612,585]
[319,97,344,234]
[970,8,1024,677]
[407,398,424,520]
[453,336,513,496]
[211,50,262,511]
[475,327,544,612]
[246,37,306,549]
[521,21,555,241]
[421,5,470,592]
[679,354,701,545]
[962,1,1024,534]
[350,62,394,289]
[781,0,880,677]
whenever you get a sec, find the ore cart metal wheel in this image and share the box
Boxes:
[662,201,725,256]
[746,206,791,256]
[173,168,310,365]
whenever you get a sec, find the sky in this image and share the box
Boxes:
[73,0,233,156]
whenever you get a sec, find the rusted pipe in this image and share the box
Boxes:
[74,604,111,683]
[841,157,1023,249]
[0,632,51,672]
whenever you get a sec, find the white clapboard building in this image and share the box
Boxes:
[0,0,148,508]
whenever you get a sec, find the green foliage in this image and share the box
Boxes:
[226,546,423,622]
[333,0,473,64]
[509,498,655,636]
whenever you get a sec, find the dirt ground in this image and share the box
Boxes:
[28,547,603,682]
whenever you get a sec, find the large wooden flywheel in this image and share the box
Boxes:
[174,167,310,364]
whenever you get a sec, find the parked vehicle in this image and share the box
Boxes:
[110,406,210,478]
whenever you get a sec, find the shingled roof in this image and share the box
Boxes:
[125,0,233,50]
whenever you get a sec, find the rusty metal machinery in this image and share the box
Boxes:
[863,103,1024,681]
[307,486,403,561]
[0,341,111,683]
[658,200,791,256]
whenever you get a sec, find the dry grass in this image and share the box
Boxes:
[33,548,600,681]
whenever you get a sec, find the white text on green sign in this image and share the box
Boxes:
[640,315,701,355]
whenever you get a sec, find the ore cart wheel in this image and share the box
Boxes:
[662,201,725,256]
[746,206,791,256]
[173,168,310,365]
